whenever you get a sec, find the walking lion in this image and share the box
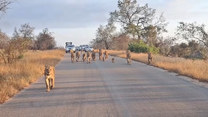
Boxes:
[44,65,55,92]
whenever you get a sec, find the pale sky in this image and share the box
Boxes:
[0,0,208,47]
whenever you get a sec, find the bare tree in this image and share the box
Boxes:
[144,25,157,46]
[35,28,56,50]
[13,23,35,49]
[177,22,208,48]
[94,21,116,49]
[0,30,9,48]
[0,31,28,64]
[157,36,175,56]
[111,34,130,50]
[110,0,167,42]
[0,0,12,14]
[13,23,35,40]
[90,39,106,49]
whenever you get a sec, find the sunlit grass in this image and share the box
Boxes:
[107,50,208,81]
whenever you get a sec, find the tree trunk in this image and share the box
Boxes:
[104,40,109,49]
[137,34,141,41]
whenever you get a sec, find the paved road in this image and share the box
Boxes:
[1,54,208,117]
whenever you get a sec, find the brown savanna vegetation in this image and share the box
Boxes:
[0,50,65,103]
[0,1,63,103]
[107,50,208,82]
[91,0,208,83]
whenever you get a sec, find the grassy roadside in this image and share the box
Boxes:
[107,50,208,82]
[0,49,65,104]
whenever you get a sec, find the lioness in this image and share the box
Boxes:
[76,51,81,62]
[148,52,152,64]
[92,50,96,61]
[103,56,105,62]
[44,65,55,92]
[82,53,86,62]
[104,51,109,60]
[99,49,103,60]
[87,51,91,64]
[70,50,75,63]
[126,50,132,65]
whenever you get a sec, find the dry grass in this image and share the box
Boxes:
[107,50,208,82]
[0,49,65,104]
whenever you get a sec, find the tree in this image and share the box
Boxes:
[0,0,12,14]
[177,22,208,48]
[94,21,116,49]
[111,34,130,50]
[0,31,28,64]
[0,30,9,49]
[169,40,205,58]
[157,36,175,56]
[110,0,167,42]
[128,40,159,54]
[13,23,35,40]
[144,25,157,46]
[13,23,35,50]
[90,39,106,49]
[35,28,56,50]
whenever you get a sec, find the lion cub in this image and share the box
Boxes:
[44,65,55,92]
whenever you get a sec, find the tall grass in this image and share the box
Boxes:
[107,50,208,82]
[0,49,65,104]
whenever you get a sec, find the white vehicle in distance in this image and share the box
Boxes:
[80,45,88,51]
[85,47,94,52]
[65,45,75,53]
[75,46,81,51]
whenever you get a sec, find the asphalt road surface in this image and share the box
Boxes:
[1,54,208,117]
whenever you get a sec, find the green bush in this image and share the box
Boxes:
[18,54,24,60]
[128,41,159,54]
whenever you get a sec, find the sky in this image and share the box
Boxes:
[0,0,208,47]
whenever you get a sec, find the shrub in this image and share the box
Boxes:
[0,38,30,64]
[0,49,65,103]
[128,40,159,54]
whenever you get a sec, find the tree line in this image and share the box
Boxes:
[91,0,208,59]
[0,0,56,64]
[0,24,56,64]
